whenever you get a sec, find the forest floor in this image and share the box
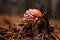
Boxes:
[0,15,60,40]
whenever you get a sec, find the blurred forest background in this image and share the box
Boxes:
[0,0,60,19]
[0,0,60,39]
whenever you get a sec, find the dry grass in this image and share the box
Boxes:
[0,15,60,40]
